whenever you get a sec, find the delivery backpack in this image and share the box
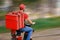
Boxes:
[5,11,24,30]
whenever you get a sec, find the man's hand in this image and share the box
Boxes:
[32,22,35,25]
[26,18,36,25]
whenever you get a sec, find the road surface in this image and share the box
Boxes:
[0,28,60,40]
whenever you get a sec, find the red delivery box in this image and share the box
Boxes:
[5,12,24,30]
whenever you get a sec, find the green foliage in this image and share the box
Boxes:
[0,26,10,33]
[0,11,7,20]
[0,16,5,20]
[23,0,37,2]
[12,0,41,6]
[0,0,3,5]
[0,11,7,15]
[32,17,60,30]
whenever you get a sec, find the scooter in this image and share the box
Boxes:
[11,24,34,40]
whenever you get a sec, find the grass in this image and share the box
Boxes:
[32,17,60,31]
[0,11,7,15]
[0,11,7,20]
[0,26,10,33]
[0,17,60,33]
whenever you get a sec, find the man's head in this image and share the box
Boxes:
[19,4,26,10]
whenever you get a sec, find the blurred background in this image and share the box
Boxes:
[1,0,60,40]
[0,0,60,19]
[0,0,60,33]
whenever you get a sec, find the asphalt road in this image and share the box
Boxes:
[0,28,60,40]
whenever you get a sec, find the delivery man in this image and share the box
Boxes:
[16,4,35,40]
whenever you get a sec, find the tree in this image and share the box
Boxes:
[12,0,40,6]
[0,0,4,5]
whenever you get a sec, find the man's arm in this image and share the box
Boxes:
[26,18,35,25]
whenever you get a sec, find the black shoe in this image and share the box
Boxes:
[30,38,32,40]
